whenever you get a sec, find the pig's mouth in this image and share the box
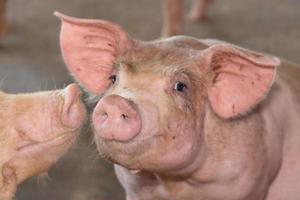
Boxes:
[16,132,77,156]
[95,132,163,168]
[8,132,78,185]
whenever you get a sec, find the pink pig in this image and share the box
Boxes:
[56,12,300,200]
[162,0,213,37]
[0,0,7,37]
[0,84,86,200]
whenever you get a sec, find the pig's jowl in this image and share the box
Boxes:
[56,12,300,200]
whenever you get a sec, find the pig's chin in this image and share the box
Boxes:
[95,126,204,174]
[11,131,78,184]
[95,132,159,170]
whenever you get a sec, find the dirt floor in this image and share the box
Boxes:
[0,0,299,199]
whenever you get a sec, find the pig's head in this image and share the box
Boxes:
[0,84,86,198]
[56,13,280,176]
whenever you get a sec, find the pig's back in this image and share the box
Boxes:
[277,60,300,101]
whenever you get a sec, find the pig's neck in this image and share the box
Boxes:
[183,107,277,198]
[190,79,289,187]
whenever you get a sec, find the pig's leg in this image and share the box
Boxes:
[188,0,212,21]
[161,0,183,37]
[0,0,7,37]
[0,167,17,200]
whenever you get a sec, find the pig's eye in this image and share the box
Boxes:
[174,81,187,92]
[109,75,117,84]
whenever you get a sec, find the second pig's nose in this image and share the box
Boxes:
[93,95,141,142]
[61,83,86,129]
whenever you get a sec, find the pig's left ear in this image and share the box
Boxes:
[202,44,280,118]
[55,12,132,94]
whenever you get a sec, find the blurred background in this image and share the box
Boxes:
[0,0,299,199]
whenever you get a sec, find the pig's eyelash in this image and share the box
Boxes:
[109,75,117,84]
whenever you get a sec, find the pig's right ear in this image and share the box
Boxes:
[55,12,132,94]
[201,43,279,119]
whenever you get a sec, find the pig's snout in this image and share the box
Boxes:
[93,95,141,142]
[61,83,86,129]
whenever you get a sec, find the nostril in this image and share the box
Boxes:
[121,114,128,119]
[100,111,108,117]
[99,111,108,121]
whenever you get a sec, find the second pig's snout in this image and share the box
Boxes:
[61,83,86,129]
[93,95,142,142]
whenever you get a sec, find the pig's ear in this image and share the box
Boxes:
[202,44,280,118]
[55,12,132,94]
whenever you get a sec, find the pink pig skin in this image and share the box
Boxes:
[0,84,86,200]
[57,13,300,200]
[162,0,212,37]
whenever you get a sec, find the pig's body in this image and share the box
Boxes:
[162,0,212,37]
[56,13,300,200]
[0,0,7,37]
[0,84,86,200]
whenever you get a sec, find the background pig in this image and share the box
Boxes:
[57,12,300,200]
[0,83,86,200]
[162,0,212,37]
[0,0,6,37]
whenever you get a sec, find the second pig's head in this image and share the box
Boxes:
[0,84,86,197]
[56,13,280,175]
